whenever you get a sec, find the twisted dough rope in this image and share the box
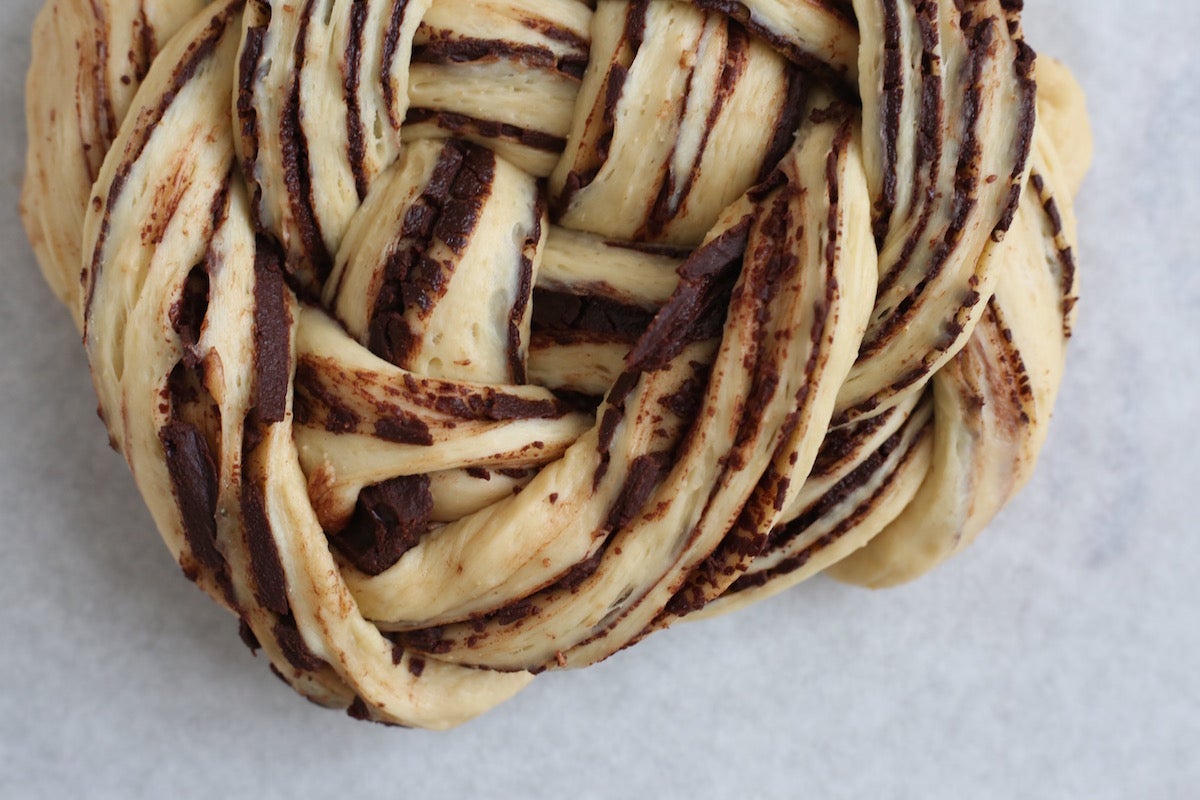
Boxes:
[22,0,1092,728]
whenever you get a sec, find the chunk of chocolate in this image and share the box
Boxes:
[330,475,435,576]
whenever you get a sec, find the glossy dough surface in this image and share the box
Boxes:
[22,0,1091,728]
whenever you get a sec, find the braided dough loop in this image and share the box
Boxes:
[22,0,1091,727]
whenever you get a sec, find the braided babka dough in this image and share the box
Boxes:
[22,0,1092,728]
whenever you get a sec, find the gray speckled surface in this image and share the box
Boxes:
[2,2,1197,797]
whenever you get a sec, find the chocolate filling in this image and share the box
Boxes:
[237,619,261,653]
[343,0,371,199]
[411,39,587,80]
[367,141,497,368]
[297,355,571,431]
[876,1,900,238]
[625,219,751,374]
[756,66,808,186]
[404,108,567,153]
[252,238,291,424]
[531,289,656,337]
[160,421,229,596]
[1029,171,1079,335]
[994,39,1037,239]
[605,452,672,531]
[329,474,434,576]
[273,614,325,671]
[381,0,415,128]
[373,415,436,445]
[241,462,290,616]
[278,0,334,288]
[169,266,210,364]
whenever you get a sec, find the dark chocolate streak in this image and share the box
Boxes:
[279,0,334,288]
[291,359,365,432]
[294,359,431,442]
[160,421,232,599]
[238,618,261,652]
[1029,172,1079,335]
[295,355,568,435]
[394,625,449,656]
[375,415,436,445]
[578,235,805,648]
[531,289,656,337]
[85,5,236,319]
[368,140,495,369]
[135,7,158,82]
[381,0,413,128]
[593,371,640,489]
[241,465,290,617]
[993,39,1037,240]
[518,14,589,53]
[812,407,892,476]
[83,22,117,183]
[756,66,807,186]
[404,108,567,153]
[329,475,434,576]
[659,367,708,423]
[729,189,798,457]
[237,7,267,217]
[912,6,944,217]
[253,238,291,424]
[411,39,587,80]
[605,240,694,260]
[626,219,752,374]
[875,2,943,297]
[982,300,1034,423]
[580,214,748,494]
[605,452,672,531]
[344,0,371,199]
[875,0,904,241]
[398,536,607,656]
[543,550,603,599]
[435,146,495,255]
[624,0,650,49]
[274,614,326,671]
[774,426,908,554]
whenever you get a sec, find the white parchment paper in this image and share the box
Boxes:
[1,1,1197,797]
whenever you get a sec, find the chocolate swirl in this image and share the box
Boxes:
[22,0,1091,728]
